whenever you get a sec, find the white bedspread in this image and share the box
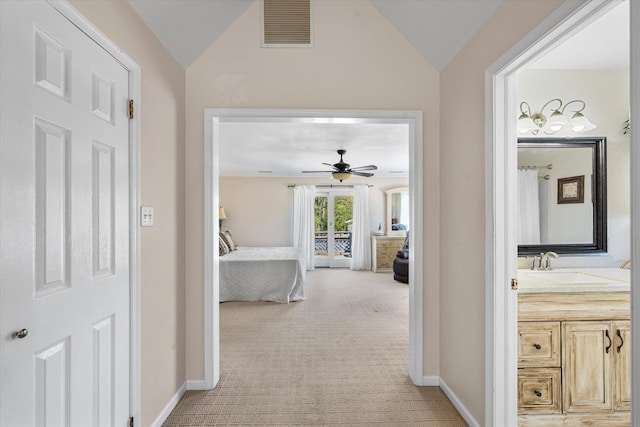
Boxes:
[219,247,306,303]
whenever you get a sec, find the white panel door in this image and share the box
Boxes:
[0,1,131,426]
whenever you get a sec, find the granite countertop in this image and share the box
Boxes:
[517,268,630,293]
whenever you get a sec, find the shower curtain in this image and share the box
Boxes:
[538,179,551,243]
[350,185,372,270]
[293,185,315,270]
[518,169,541,244]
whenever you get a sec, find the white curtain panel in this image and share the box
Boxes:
[518,169,541,244]
[400,191,410,226]
[293,185,315,271]
[350,184,372,270]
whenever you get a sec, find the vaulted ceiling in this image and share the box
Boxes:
[127,0,503,70]
[124,0,629,178]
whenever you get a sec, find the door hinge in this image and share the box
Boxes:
[511,278,518,290]
[129,416,134,427]
[128,99,134,120]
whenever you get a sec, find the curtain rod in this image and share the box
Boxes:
[288,184,373,188]
[519,163,553,170]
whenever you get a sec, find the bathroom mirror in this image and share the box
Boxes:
[386,187,409,236]
[518,137,607,255]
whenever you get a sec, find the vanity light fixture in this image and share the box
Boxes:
[518,99,596,135]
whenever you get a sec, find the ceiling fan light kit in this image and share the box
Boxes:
[332,171,351,182]
[302,149,377,182]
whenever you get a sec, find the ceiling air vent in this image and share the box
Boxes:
[262,0,312,47]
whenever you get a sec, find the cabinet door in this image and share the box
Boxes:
[562,321,612,412]
[613,321,631,411]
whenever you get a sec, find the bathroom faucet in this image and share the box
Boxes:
[531,252,559,270]
[531,255,542,270]
[540,251,559,270]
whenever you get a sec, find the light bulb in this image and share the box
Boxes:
[570,112,596,132]
[547,110,568,133]
[518,116,535,134]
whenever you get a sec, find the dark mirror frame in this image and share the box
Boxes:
[518,137,607,256]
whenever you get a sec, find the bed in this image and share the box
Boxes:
[219,246,307,303]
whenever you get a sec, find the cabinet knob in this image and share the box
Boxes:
[12,329,28,339]
[534,390,542,397]
[533,343,541,350]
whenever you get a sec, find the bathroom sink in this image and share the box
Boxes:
[526,271,624,284]
[517,268,630,293]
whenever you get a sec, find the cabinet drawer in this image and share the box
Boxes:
[376,239,402,249]
[519,321,561,367]
[518,368,562,414]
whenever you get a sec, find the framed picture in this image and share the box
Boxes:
[557,175,584,204]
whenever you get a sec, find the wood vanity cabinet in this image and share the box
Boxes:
[518,292,631,426]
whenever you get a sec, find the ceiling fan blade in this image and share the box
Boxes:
[350,165,378,171]
[351,171,374,177]
[305,151,375,177]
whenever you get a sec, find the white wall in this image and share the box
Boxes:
[220,176,408,246]
[439,0,565,422]
[517,70,630,266]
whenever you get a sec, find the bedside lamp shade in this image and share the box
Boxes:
[219,207,227,227]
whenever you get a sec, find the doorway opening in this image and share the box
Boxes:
[203,108,424,388]
[486,1,638,425]
[314,189,354,268]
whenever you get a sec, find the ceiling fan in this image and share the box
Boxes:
[302,149,377,182]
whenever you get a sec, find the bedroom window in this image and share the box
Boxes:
[314,191,353,268]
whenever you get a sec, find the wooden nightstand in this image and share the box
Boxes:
[371,235,405,272]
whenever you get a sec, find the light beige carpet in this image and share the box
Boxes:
[164,268,467,426]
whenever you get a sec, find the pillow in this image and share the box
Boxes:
[220,230,237,251]
[219,235,230,256]
[226,231,237,250]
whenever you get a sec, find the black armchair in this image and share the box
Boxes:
[393,234,409,283]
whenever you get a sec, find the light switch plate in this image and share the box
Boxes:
[141,206,154,227]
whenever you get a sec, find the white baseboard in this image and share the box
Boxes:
[150,382,186,427]
[186,379,207,390]
[149,380,210,427]
[439,378,481,427]
[420,375,440,386]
